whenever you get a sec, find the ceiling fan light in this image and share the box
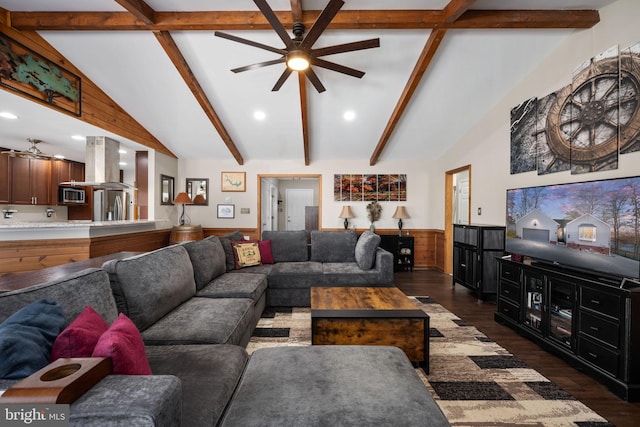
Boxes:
[287,51,309,71]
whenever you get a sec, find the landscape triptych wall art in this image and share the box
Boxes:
[510,40,640,176]
[334,174,406,202]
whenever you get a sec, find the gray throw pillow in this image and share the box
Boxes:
[355,231,381,270]
[220,231,244,271]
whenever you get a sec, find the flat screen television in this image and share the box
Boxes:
[506,176,640,283]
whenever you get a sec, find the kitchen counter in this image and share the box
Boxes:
[0,220,159,240]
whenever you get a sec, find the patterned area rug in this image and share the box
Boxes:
[247,297,613,427]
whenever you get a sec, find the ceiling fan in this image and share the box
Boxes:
[1,138,53,160]
[214,0,380,93]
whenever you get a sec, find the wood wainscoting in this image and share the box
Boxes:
[0,229,171,277]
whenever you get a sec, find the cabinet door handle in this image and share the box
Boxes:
[589,326,599,332]
[504,289,510,294]
[461,264,466,268]
[590,299,600,305]
[588,352,598,359]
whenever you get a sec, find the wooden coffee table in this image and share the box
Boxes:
[311,286,429,372]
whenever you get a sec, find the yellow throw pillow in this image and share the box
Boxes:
[232,241,262,269]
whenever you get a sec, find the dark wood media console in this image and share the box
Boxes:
[495,256,640,401]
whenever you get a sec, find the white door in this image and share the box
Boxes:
[286,188,313,230]
[261,182,279,231]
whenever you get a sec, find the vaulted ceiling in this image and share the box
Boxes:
[0,1,615,171]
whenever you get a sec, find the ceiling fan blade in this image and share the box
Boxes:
[312,38,380,57]
[215,31,286,56]
[254,0,295,49]
[303,67,326,93]
[272,68,294,91]
[310,58,365,78]
[298,0,344,51]
[231,58,286,73]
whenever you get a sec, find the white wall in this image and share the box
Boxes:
[431,0,640,229]
[175,157,430,231]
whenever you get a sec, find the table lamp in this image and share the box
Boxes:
[339,206,355,230]
[173,192,193,226]
[392,206,410,236]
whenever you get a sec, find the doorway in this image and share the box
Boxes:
[444,165,471,275]
[258,174,322,237]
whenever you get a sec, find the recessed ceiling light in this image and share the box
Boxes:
[343,111,356,121]
[71,135,85,141]
[0,112,18,120]
[53,154,65,159]
[119,162,127,166]
[253,111,266,121]
[119,149,127,154]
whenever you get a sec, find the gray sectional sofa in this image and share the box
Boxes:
[0,230,449,426]
[227,229,394,306]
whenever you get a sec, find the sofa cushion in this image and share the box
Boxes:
[258,240,275,264]
[182,236,227,291]
[103,245,197,332]
[0,299,67,379]
[322,262,388,285]
[220,231,245,271]
[232,241,262,269]
[51,305,110,361]
[0,268,118,325]
[147,344,249,427]
[93,313,152,375]
[355,231,382,270]
[71,375,182,426]
[197,272,267,302]
[310,230,358,263]
[140,297,255,346]
[266,262,323,289]
[261,230,308,262]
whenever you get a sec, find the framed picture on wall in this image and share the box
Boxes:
[221,172,246,192]
[217,204,235,219]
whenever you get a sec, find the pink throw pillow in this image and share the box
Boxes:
[259,240,275,264]
[51,306,110,361]
[92,313,152,375]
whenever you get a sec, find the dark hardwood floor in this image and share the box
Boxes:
[395,269,640,427]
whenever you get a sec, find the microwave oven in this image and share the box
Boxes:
[59,186,86,204]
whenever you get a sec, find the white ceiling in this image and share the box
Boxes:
[0,0,618,172]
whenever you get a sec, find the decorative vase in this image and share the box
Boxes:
[369,223,375,232]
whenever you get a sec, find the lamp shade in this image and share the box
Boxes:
[173,192,193,205]
[192,194,206,205]
[338,206,355,219]
[392,206,410,219]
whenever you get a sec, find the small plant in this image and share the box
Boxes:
[366,201,382,224]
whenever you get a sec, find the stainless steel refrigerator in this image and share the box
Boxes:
[93,189,127,221]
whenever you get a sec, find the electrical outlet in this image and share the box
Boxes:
[240,208,250,214]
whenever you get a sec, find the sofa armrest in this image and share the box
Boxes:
[372,247,394,284]
[70,375,182,426]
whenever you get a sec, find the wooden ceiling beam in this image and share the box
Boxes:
[298,73,310,166]
[114,0,156,24]
[9,9,600,31]
[153,31,244,165]
[369,29,447,166]
[443,0,477,23]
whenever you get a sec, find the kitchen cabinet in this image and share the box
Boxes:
[452,224,505,300]
[0,153,9,204]
[10,156,51,205]
[495,257,640,401]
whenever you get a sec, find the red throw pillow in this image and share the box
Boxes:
[51,306,110,361]
[259,240,275,264]
[92,313,152,375]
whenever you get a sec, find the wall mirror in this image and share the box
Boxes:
[186,178,209,205]
[160,174,175,205]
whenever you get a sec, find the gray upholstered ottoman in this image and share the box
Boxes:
[220,345,450,427]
